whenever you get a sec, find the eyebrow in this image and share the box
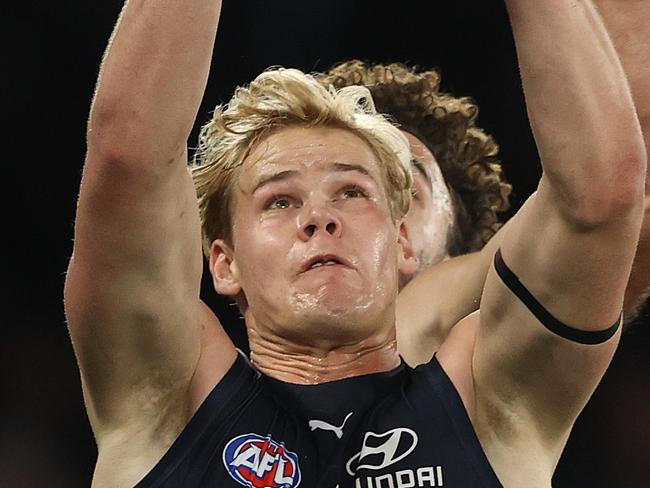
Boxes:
[330,162,371,177]
[251,162,374,194]
[411,159,432,186]
[251,169,298,194]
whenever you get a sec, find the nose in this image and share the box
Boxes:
[297,204,342,241]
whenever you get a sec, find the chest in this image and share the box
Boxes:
[220,383,496,488]
[134,360,502,488]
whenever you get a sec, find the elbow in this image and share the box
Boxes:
[557,198,642,232]
[598,143,646,215]
[86,98,186,172]
[86,100,143,166]
[573,192,644,230]
[561,153,646,229]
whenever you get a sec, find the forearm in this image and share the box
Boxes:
[88,0,222,165]
[595,0,650,316]
[595,0,650,195]
[595,0,650,122]
[506,0,645,222]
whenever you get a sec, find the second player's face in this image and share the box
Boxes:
[225,126,410,341]
[402,131,454,277]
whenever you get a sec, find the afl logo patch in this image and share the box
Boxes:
[223,433,302,488]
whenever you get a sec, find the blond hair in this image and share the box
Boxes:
[192,67,412,254]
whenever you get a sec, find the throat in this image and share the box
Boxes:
[248,330,401,384]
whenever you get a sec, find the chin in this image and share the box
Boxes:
[291,290,359,318]
[290,309,373,344]
[292,285,385,325]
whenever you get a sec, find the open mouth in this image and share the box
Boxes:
[302,255,349,273]
[309,259,341,269]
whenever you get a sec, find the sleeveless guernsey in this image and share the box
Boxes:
[135,354,502,488]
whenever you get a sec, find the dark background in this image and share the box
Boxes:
[3,0,648,486]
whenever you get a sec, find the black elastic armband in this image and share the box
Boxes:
[493,248,620,345]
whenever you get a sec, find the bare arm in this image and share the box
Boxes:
[399,1,650,366]
[595,0,650,318]
[438,0,646,483]
[396,222,507,365]
[64,0,234,444]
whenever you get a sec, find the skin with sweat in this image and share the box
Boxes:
[210,126,418,384]
[401,131,454,276]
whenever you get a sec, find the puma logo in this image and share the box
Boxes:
[308,412,354,439]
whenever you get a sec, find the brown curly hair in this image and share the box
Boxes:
[318,60,511,255]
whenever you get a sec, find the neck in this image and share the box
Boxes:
[247,325,401,385]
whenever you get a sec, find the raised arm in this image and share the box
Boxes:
[399,1,650,367]
[63,0,234,474]
[438,0,646,484]
[595,0,650,318]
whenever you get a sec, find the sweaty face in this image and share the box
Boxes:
[402,132,454,280]
[221,126,411,343]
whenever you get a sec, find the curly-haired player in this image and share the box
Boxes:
[319,62,514,363]
[320,60,511,260]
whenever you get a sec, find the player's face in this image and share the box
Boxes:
[401,131,453,279]
[216,126,414,341]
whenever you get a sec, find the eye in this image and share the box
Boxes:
[341,185,367,199]
[265,195,295,210]
[411,187,420,201]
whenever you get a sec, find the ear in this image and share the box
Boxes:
[209,239,242,296]
[397,220,419,277]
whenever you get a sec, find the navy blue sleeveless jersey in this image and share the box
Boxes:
[134,353,502,488]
